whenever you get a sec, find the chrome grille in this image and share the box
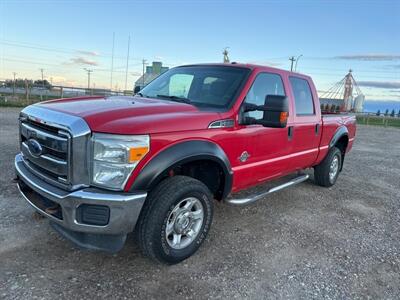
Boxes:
[19,105,92,191]
[20,119,71,186]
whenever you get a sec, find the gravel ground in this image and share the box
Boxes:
[0,107,399,299]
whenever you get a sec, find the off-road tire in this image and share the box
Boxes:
[314,146,342,187]
[137,176,213,264]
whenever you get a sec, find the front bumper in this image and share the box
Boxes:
[15,154,147,251]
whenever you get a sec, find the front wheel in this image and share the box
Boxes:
[314,146,342,187]
[137,176,213,264]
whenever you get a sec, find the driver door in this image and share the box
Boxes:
[235,72,294,187]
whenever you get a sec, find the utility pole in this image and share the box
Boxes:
[40,68,44,100]
[110,32,115,91]
[84,68,93,94]
[12,72,17,96]
[289,56,296,72]
[124,35,131,91]
[142,59,147,88]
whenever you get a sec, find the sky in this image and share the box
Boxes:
[0,0,399,101]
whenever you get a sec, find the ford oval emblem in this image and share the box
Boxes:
[27,139,43,157]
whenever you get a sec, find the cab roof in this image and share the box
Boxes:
[179,62,310,78]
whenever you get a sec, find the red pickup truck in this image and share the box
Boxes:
[15,63,356,264]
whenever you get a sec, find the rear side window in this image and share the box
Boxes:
[289,77,315,115]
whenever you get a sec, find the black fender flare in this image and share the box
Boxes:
[130,140,233,199]
[329,126,349,171]
[329,126,349,149]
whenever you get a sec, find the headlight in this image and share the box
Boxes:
[91,133,149,190]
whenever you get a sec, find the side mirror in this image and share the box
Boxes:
[133,86,141,94]
[242,95,289,128]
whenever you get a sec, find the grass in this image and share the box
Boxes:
[356,115,400,128]
[0,94,61,107]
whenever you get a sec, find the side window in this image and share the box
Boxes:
[168,74,194,98]
[245,73,285,119]
[289,77,315,115]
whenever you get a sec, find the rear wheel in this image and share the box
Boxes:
[137,176,213,264]
[314,146,342,187]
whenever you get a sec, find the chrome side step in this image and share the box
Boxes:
[225,174,309,206]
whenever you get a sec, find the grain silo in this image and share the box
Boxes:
[354,95,365,112]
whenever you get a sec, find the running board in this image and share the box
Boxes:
[225,174,309,206]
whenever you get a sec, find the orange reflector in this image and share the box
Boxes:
[129,147,149,162]
[279,112,288,123]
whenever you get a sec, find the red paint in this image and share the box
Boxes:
[38,63,356,194]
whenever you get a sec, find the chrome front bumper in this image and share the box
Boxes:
[15,154,147,237]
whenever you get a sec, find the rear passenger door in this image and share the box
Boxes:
[288,76,321,170]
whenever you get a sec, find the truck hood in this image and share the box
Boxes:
[37,96,222,134]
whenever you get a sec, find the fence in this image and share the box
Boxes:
[0,84,132,106]
[356,112,400,128]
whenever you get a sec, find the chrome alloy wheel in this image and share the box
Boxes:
[166,197,204,250]
[329,155,339,182]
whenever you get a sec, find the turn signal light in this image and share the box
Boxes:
[129,147,149,162]
[280,112,288,123]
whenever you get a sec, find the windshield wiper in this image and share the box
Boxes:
[156,94,191,104]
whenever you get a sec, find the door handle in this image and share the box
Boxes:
[315,124,320,135]
[288,126,293,141]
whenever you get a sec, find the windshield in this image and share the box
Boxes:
[138,65,250,110]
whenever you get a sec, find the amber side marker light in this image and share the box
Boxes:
[129,147,149,162]
[280,112,289,123]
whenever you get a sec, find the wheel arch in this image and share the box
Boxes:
[329,126,349,170]
[129,140,233,200]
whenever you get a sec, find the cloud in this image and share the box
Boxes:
[357,81,400,89]
[67,56,98,66]
[154,55,164,61]
[335,54,400,61]
[77,50,99,56]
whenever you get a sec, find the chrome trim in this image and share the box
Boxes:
[22,143,68,176]
[15,154,147,234]
[226,174,309,206]
[208,119,235,129]
[20,104,92,190]
[21,122,68,142]
[21,104,91,137]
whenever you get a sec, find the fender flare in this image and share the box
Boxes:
[329,126,349,171]
[329,126,349,149]
[129,140,233,199]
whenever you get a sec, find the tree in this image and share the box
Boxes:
[376,110,381,116]
[384,109,389,116]
[398,109,400,118]
[390,109,395,117]
[33,79,52,89]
